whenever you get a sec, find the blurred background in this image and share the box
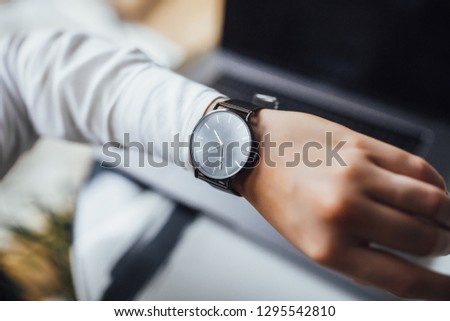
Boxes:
[0,0,224,300]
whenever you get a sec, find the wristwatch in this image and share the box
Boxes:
[190,95,278,195]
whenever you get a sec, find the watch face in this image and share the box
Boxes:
[190,110,252,180]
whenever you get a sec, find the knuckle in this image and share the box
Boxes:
[348,137,368,150]
[335,162,362,182]
[321,193,354,224]
[412,156,430,178]
[306,239,339,266]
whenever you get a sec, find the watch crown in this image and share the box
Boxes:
[252,93,279,110]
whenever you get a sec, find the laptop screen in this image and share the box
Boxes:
[223,0,450,121]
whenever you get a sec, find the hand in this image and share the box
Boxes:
[234,109,450,300]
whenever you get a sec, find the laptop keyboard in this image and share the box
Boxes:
[211,74,422,153]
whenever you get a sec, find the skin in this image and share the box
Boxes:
[216,106,450,300]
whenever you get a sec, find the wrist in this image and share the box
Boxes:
[232,108,272,197]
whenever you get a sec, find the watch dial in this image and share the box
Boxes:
[191,110,252,180]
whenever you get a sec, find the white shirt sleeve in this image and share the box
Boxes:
[0,30,223,178]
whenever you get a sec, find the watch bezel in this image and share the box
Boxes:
[189,109,257,181]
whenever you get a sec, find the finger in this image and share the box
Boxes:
[341,196,450,256]
[341,245,450,300]
[366,165,450,228]
[361,136,446,190]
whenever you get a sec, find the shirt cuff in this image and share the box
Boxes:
[179,89,227,171]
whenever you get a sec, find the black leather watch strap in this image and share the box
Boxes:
[213,99,262,122]
[194,170,240,196]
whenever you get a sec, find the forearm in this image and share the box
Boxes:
[0,76,38,179]
[0,30,222,177]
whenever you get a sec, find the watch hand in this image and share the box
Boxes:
[213,129,223,145]
[220,144,224,170]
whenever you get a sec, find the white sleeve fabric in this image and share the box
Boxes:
[0,30,223,179]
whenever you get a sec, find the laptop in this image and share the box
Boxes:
[184,0,450,174]
[113,0,450,299]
